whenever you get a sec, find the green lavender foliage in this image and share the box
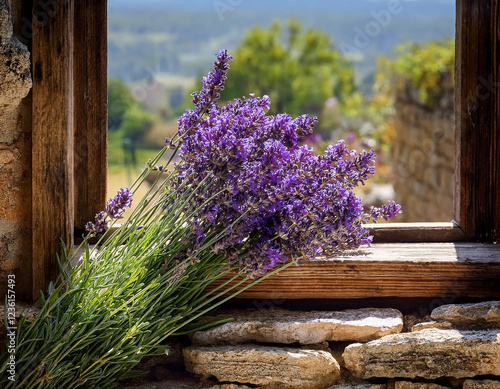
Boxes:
[0,148,288,388]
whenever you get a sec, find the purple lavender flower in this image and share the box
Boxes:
[85,188,133,235]
[105,188,133,219]
[85,211,108,235]
[170,51,401,278]
[177,50,233,139]
[369,200,403,223]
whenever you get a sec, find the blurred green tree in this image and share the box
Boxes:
[108,78,137,132]
[375,38,455,107]
[120,104,157,142]
[107,78,158,143]
[222,19,357,119]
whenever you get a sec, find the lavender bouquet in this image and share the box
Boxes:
[1,51,400,388]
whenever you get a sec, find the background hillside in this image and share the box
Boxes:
[106,0,456,223]
[108,0,455,92]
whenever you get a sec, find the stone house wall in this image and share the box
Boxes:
[0,0,32,300]
[390,75,455,222]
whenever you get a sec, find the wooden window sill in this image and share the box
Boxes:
[209,242,500,299]
[367,222,467,243]
[77,224,499,300]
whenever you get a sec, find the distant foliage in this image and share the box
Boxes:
[222,19,357,118]
[120,104,158,142]
[376,38,455,107]
[108,78,137,131]
[107,78,158,142]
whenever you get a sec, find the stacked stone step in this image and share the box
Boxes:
[343,301,500,382]
[184,307,404,388]
[183,302,500,389]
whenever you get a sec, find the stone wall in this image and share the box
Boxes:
[177,301,500,389]
[5,300,500,388]
[0,0,33,300]
[390,75,455,222]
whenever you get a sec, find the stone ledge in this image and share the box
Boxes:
[463,380,500,389]
[343,328,500,379]
[192,308,403,345]
[183,345,341,389]
[431,301,500,326]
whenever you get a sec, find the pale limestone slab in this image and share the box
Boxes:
[463,380,500,389]
[431,301,500,325]
[342,328,500,379]
[191,308,403,345]
[183,345,341,389]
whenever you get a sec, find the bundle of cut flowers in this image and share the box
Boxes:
[1,50,400,388]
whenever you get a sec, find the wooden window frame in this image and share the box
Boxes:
[32,0,107,298]
[30,0,500,301]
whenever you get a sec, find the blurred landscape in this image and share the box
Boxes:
[107,0,456,222]
[108,0,454,88]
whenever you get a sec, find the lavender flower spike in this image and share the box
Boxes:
[85,188,133,235]
[369,200,402,223]
[172,50,403,279]
[85,211,108,235]
[106,188,133,219]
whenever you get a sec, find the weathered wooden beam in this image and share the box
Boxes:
[209,243,500,299]
[368,222,466,243]
[32,0,75,299]
[491,0,500,244]
[455,0,500,241]
[73,0,108,232]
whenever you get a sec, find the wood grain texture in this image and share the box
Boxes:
[208,243,500,299]
[73,0,107,230]
[32,0,74,299]
[368,222,466,243]
[492,0,500,244]
[455,0,500,241]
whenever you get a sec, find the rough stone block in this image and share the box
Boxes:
[395,382,450,389]
[342,328,500,379]
[463,380,500,389]
[183,345,341,389]
[327,384,386,389]
[0,0,13,41]
[191,308,403,346]
[0,302,40,326]
[411,321,452,332]
[431,301,500,325]
[0,0,31,110]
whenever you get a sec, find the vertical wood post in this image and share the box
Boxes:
[491,0,500,243]
[455,0,500,241]
[32,0,75,298]
[73,0,108,233]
